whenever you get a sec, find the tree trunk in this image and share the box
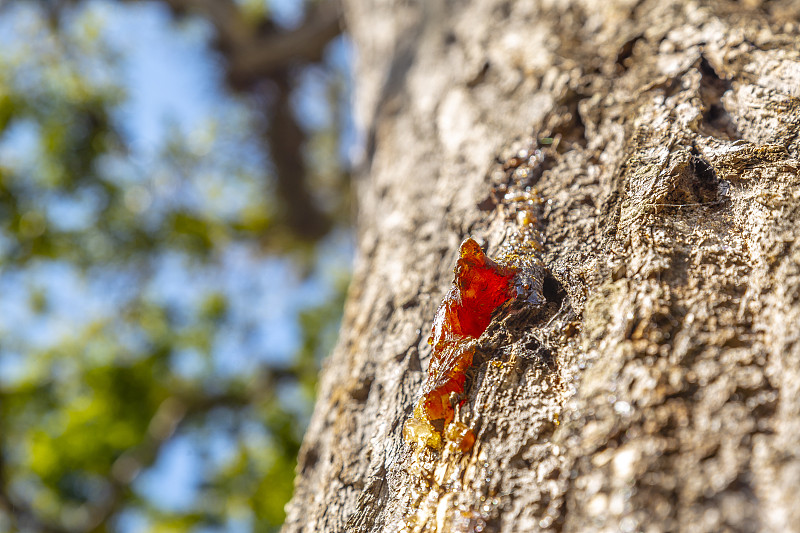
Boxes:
[283,1,800,531]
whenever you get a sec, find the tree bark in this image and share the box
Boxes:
[284,1,800,531]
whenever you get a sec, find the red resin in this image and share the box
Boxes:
[420,238,517,424]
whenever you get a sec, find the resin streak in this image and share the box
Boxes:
[404,238,517,449]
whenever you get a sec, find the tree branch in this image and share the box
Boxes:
[228,0,344,87]
[151,0,344,240]
[156,0,344,88]
[157,0,254,50]
[267,72,333,240]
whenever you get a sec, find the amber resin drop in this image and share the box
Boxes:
[404,238,517,450]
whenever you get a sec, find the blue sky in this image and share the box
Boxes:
[104,4,354,528]
[101,3,353,526]
[105,1,220,157]
[0,1,354,530]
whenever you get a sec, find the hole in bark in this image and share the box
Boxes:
[690,146,723,205]
[542,271,566,308]
[525,337,543,352]
[661,147,727,210]
[548,106,587,150]
[526,339,555,369]
[544,86,589,150]
[477,195,497,211]
[615,34,643,73]
[691,156,716,187]
[349,375,374,402]
[698,56,740,140]
[299,444,319,473]
[407,347,422,371]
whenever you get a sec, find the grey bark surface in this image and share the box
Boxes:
[283,1,800,532]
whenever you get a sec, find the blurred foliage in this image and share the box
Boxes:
[0,1,351,532]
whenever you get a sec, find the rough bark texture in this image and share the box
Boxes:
[284,1,800,532]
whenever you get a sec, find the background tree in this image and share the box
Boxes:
[0,1,350,532]
[284,0,800,531]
